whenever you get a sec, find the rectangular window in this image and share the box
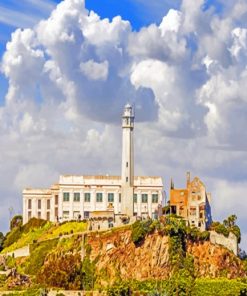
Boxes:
[141,194,148,203]
[119,194,121,203]
[74,192,80,202]
[63,192,70,202]
[84,211,89,219]
[96,193,103,202]
[126,162,128,167]
[108,193,114,202]
[28,199,32,209]
[38,199,41,210]
[84,193,91,202]
[38,212,41,219]
[47,212,50,221]
[55,195,59,205]
[55,207,58,218]
[152,194,158,203]
[47,199,50,210]
[133,194,137,203]
[28,211,32,220]
[63,211,69,218]
[126,177,128,182]
[190,207,196,216]
[171,205,177,215]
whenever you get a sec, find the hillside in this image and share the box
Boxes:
[0,217,247,295]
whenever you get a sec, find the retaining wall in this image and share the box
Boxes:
[210,231,238,255]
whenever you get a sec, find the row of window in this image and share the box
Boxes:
[28,199,55,210]
[63,192,159,203]
[27,193,159,210]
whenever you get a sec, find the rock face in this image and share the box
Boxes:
[88,229,170,284]
[187,240,245,278]
[87,228,245,284]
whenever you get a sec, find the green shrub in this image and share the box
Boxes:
[3,226,22,248]
[231,225,241,244]
[25,238,58,275]
[37,252,83,290]
[107,281,131,296]
[6,255,16,268]
[199,230,210,241]
[81,256,96,290]
[131,220,153,244]
[215,224,229,237]
[0,274,6,287]
[22,218,47,233]
[194,278,247,296]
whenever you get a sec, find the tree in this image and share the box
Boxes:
[0,232,4,252]
[10,215,23,230]
[223,214,237,228]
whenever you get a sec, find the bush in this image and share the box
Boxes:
[131,220,153,244]
[3,227,22,248]
[22,218,47,233]
[194,278,247,296]
[37,252,83,290]
[25,238,58,275]
[215,224,229,237]
[81,256,96,290]
[107,281,131,296]
[10,215,23,230]
[199,230,210,241]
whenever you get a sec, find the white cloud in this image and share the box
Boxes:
[80,60,109,81]
[0,0,247,249]
[159,9,182,35]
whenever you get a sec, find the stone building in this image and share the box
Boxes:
[169,172,212,231]
[23,104,164,224]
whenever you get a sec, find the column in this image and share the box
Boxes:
[137,191,141,217]
[103,189,108,210]
[33,198,37,218]
[70,189,74,220]
[58,190,63,221]
[148,192,152,218]
[41,198,46,220]
[114,190,119,214]
[80,189,84,219]
[91,189,96,211]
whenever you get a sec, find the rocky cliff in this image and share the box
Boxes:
[86,227,245,285]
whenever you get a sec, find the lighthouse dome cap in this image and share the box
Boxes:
[125,103,132,108]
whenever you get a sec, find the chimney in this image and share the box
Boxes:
[170,178,174,190]
[186,171,190,187]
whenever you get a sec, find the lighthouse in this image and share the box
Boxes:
[121,103,134,217]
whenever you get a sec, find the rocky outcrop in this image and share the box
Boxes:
[187,240,245,278]
[88,229,170,284]
[86,228,245,284]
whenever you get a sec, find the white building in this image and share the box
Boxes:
[23,104,164,224]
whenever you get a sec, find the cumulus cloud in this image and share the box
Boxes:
[1,0,247,249]
[80,60,109,81]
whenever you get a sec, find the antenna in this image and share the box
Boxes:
[8,206,14,223]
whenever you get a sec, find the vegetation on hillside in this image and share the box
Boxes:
[0,214,246,295]
[2,218,88,253]
[210,214,241,243]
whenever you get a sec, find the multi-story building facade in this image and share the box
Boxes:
[23,104,164,224]
[170,172,212,231]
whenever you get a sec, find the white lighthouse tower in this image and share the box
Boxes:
[121,103,134,217]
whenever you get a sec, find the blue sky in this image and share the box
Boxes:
[0,0,222,106]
